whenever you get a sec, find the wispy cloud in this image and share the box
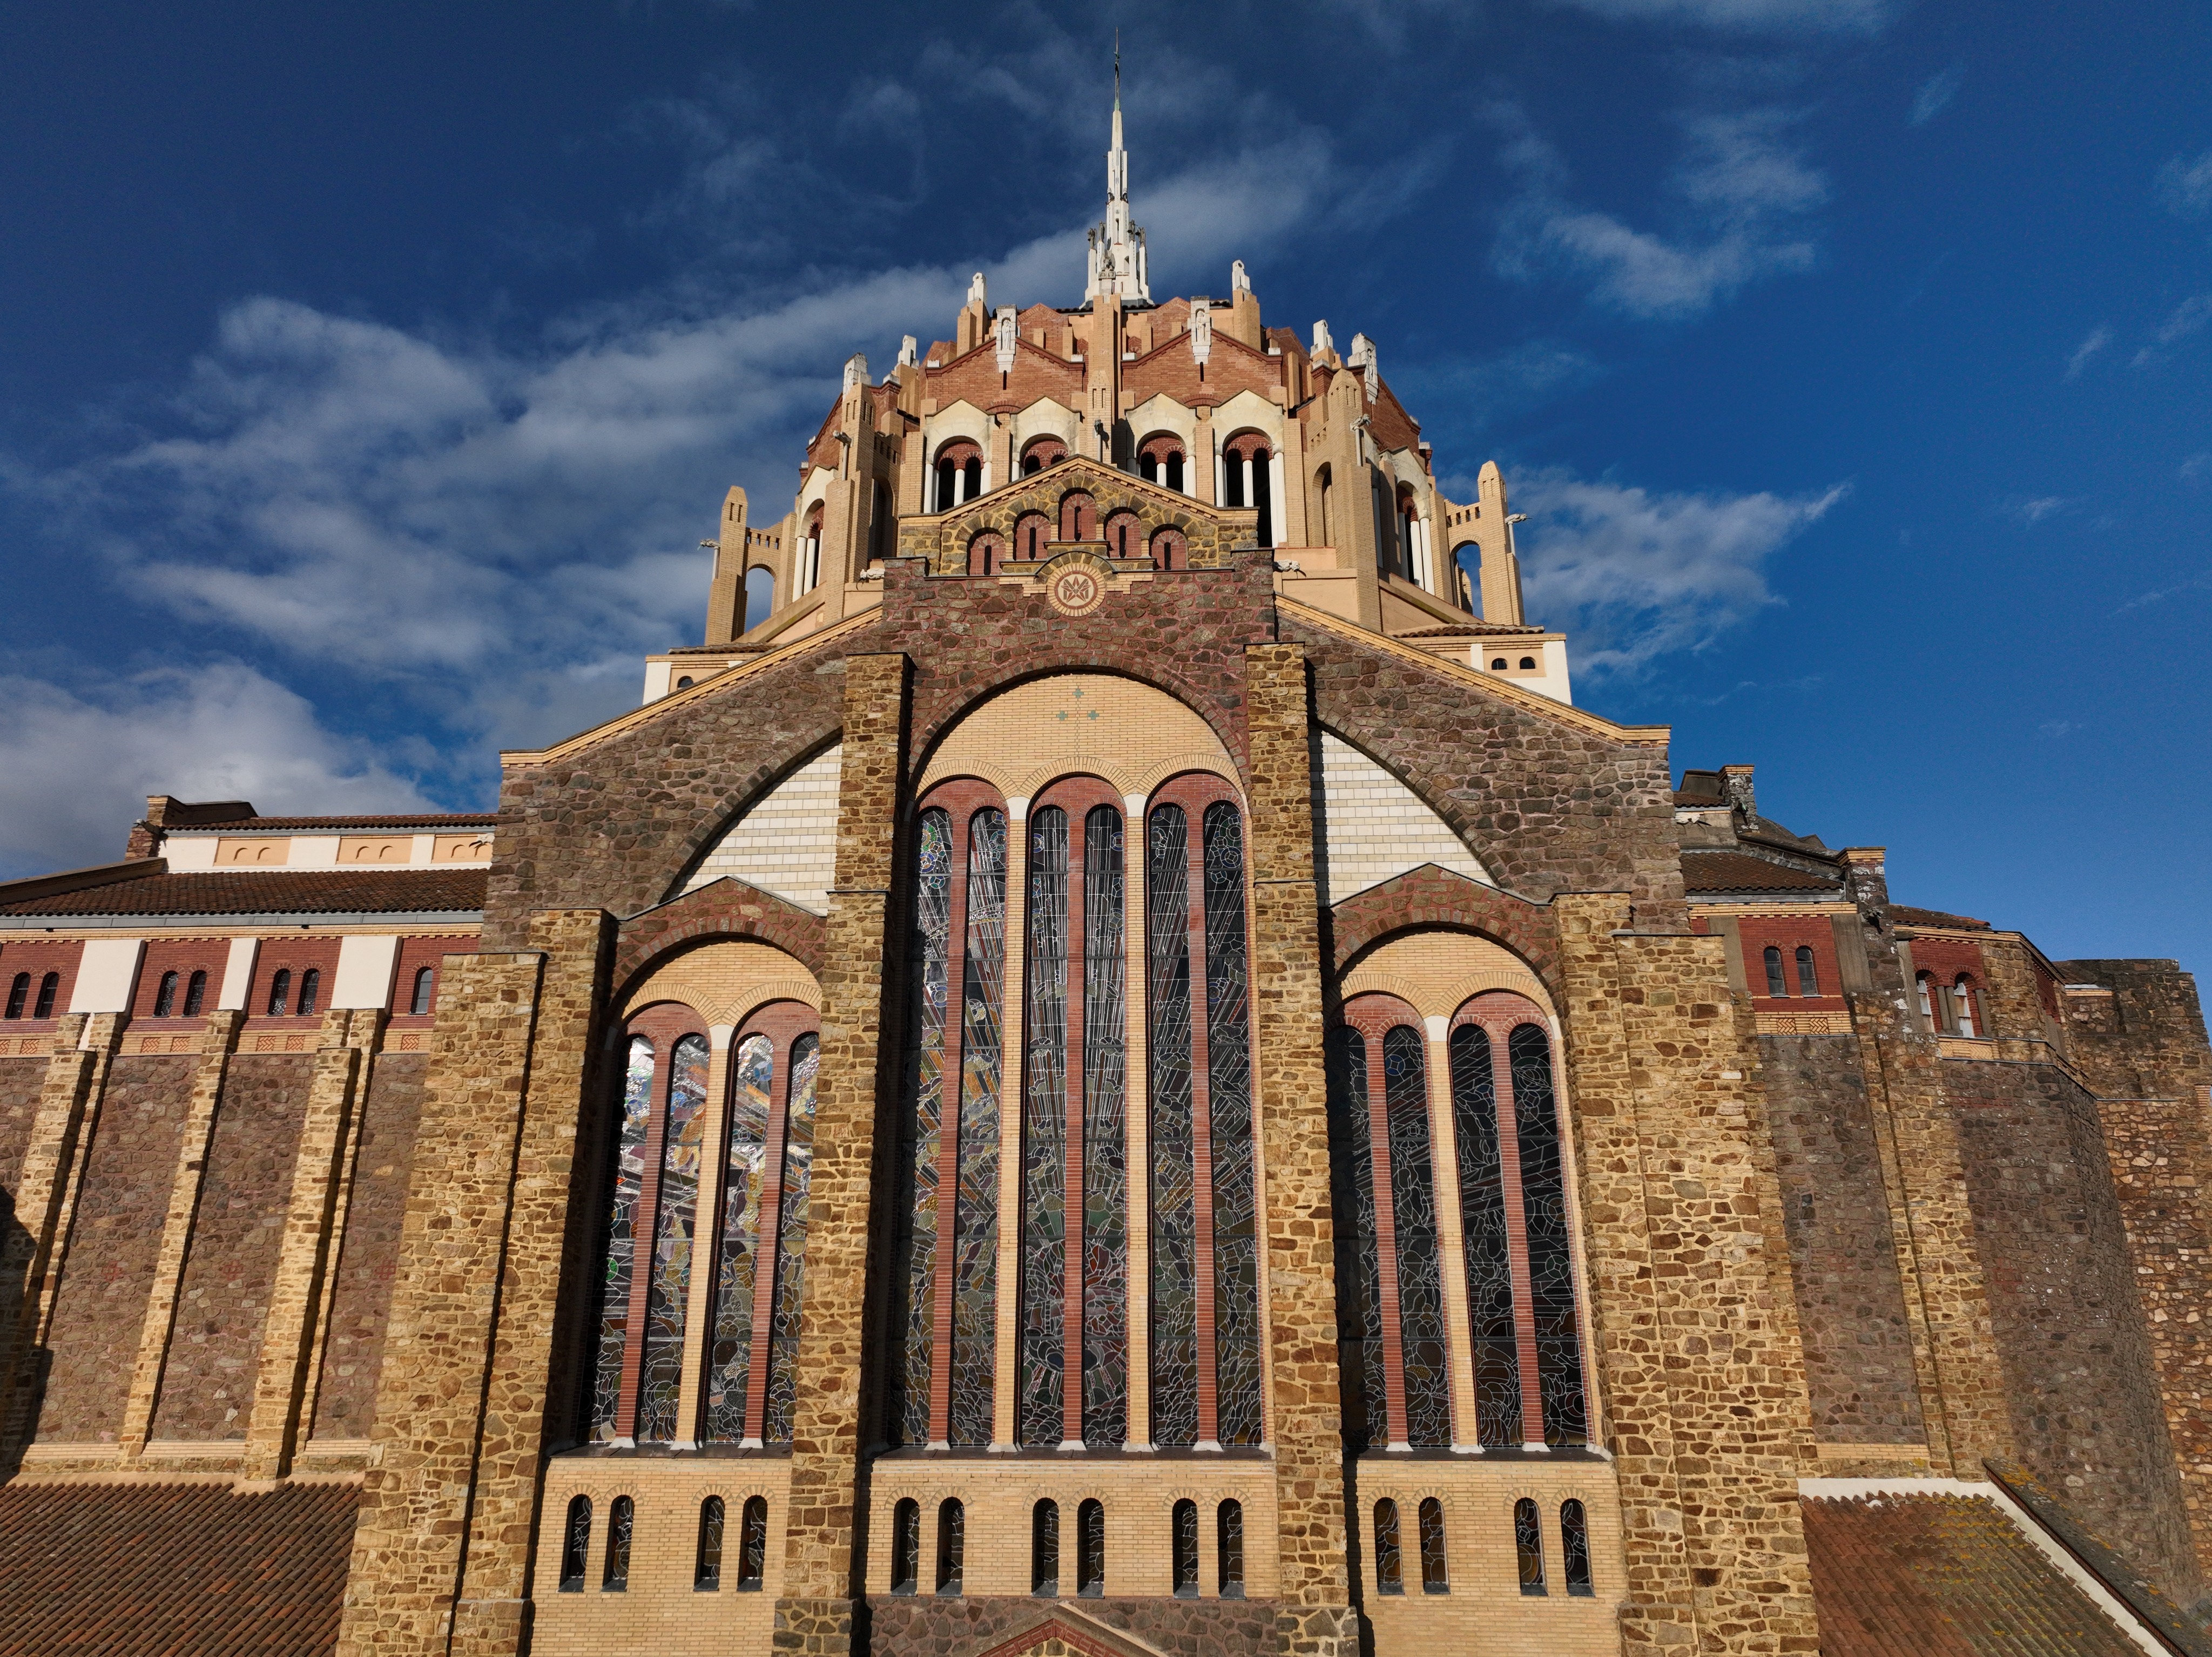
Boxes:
[1910,66,1962,126]
[2114,569,2212,614]
[1506,469,1848,674]
[0,663,434,878]
[2065,325,2111,379]
[2157,150,2212,220]
[2039,720,2083,739]
[1492,105,1826,319]
[2182,452,2211,484]
[2132,293,2212,367]
[1546,0,1893,34]
[2006,495,2078,526]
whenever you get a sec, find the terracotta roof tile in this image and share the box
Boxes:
[1681,850,1842,895]
[0,868,486,917]
[1891,904,1994,931]
[1804,1491,2149,1657]
[0,1480,357,1657]
[214,814,497,830]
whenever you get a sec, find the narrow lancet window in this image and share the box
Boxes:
[764,1031,821,1442]
[1450,1022,1522,1445]
[950,808,1008,1446]
[1385,1025,1450,1448]
[1020,805,1070,1445]
[637,1032,709,1442]
[1082,803,1128,1446]
[695,1497,725,1590]
[1203,802,1260,1444]
[1147,802,1199,1446]
[890,809,952,1445]
[1329,1024,1385,1449]
[1512,1022,1587,1445]
[706,1033,772,1441]
[590,1036,655,1439]
[1172,1499,1199,1597]
[1217,1500,1245,1598]
[559,1496,591,1591]
[738,1497,768,1590]
[1374,1499,1404,1594]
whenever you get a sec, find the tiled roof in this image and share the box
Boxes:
[1803,1491,2150,1657]
[0,868,486,917]
[206,814,498,831]
[1892,904,1993,931]
[1397,621,1550,638]
[0,1480,356,1657]
[1681,850,1842,894]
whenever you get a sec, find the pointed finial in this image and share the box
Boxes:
[1115,31,1121,110]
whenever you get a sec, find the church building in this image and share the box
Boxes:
[2,86,2210,1657]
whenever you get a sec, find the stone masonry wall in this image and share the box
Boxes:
[0,1058,44,1192]
[1944,1054,2203,1604]
[311,1052,427,1442]
[153,1052,312,1440]
[1758,1034,1926,1446]
[33,1054,194,1443]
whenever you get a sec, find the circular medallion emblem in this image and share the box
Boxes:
[1048,566,1105,618]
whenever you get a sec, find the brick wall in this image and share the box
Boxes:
[33,1054,195,1442]
[1758,1034,1927,1445]
[309,1050,428,1442]
[152,1052,312,1440]
[1944,1054,2202,1603]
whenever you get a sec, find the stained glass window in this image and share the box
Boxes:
[1373,1499,1404,1595]
[590,1037,655,1439]
[765,1032,820,1443]
[1172,1499,1199,1597]
[558,1495,591,1591]
[604,1495,633,1591]
[936,1499,965,1595]
[1384,1026,1449,1448]
[1082,804,1128,1448]
[1515,1497,1545,1594]
[637,1033,709,1442]
[1021,807,1069,1445]
[1511,1023,1587,1446]
[952,808,1008,1446]
[695,1497,724,1590]
[1448,1023,1522,1447]
[1561,1499,1594,1595]
[1328,1023,1385,1450]
[1217,1500,1244,1599]
[1203,803,1261,1445]
[706,1033,772,1441]
[892,1499,920,1594]
[1146,804,1198,1448]
[1032,1500,1060,1596]
[889,809,952,1445]
[1418,1497,1448,1593]
[1077,1498,1105,1597]
[738,1496,767,1590]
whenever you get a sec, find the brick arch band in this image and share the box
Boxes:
[1330,865,1562,995]
[910,664,1252,787]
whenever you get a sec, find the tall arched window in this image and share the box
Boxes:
[184,970,207,1017]
[1138,435,1186,492]
[1954,974,1979,1037]
[1147,784,1260,1447]
[558,1495,592,1592]
[1561,1499,1594,1595]
[763,1030,821,1441]
[603,1496,633,1591]
[889,793,1010,1448]
[298,968,321,1017]
[1437,996,1590,1446]
[1373,1499,1404,1595]
[737,1496,768,1590]
[1796,945,1819,997]
[1223,434,1274,547]
[410,966,435,1016]
[934,439,982,512]
[266,968,292,1017]
[743,565,775,632]
[1514,1498,1545,1595]
[1077,1498,1105,1597]
[1019,788,1128,1449]
[1314,464,1333,546]
[1764,945,1788,996]
[154,971,179,1017]
[1917,972,1936,1024]
[800,504,824,594]
[35,972,58,1019]
[936,1499,965,1595]
[695,1497,724,1590]
[1419,1498,1449,1593]
[1171,1498,1198,1597]
[637,1032,709,1439]
[1217,1500,1244,1599]
[5,973,28,1019]
[1032,1500,1060,1596]
[892,1499,921,1594]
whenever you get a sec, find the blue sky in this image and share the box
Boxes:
[2,1,2207,975]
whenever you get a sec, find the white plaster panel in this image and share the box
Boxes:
[332,934,402,1010]
[217,937,260,1011]
[69,938,145,1015]
[289,835,341,868]
[1316,729,1491,904]
[680,744,844,915]
[163,836,219,870]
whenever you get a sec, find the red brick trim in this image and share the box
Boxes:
[1330,865,1562,991]
[612,878,828,999]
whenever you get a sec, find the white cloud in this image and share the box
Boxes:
[2132,293,2212,367]
[1507,469,1847,674]
[2182,452,2211,483]
[2157,150,2212,220]
[2006,495,2076,526]
[2065,325,2110,379]
[1910,66,1962,126]
[1492,107,1826,319]
[1546,0,1892,32]
[2039,720,2083,739]
[0,664,435,878]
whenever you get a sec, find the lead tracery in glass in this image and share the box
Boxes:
[1146,803,1199,1448]
[637,1031,709,1440]
[705,1032,772,1440]
[1384,1025,1449,1448]
[1202,801,1260,1445]
[1020,806,1070,1445]
[1448,1023,1522,1446]
[950,807,1008,1446]
[1511,1020,1587,1445]
[889,807,952,1445]
[764,1030,820,1443]
[1327,1023,1384,1450]
[1081,804,1129,1446]
[589,1036,655,1439]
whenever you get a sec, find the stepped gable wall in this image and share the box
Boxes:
[151,1051,312,1440]
[310,1049,428,1442]
[1943,1052,2203,1602]
[1287,615,1681,915]
[32,1053,195,1443]
[1757,1033,1926,1446]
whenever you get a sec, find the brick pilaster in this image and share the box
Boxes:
[117,1008,245,1459]
[240,1005,382,1482]
[332,945,554,1656]
[774,652,908,1656]
[1243,643,1357,1656]
[1553,894,1820,1654]
[0,1012,124,1468]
